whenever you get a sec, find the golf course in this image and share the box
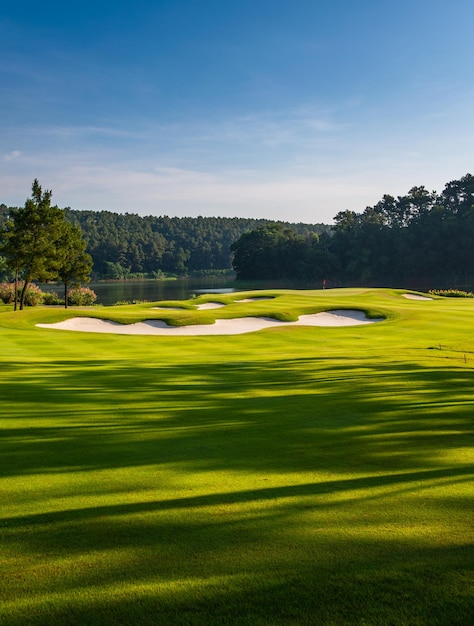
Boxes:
[1,287,473,625]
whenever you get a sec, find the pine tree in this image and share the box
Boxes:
[2,180,69,309]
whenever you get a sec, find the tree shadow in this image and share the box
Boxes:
[2,501,473,625]
[1,357,473,477]
[1,356,473,624]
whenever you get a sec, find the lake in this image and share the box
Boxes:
[40,277,324,306]
[88,277,237,305]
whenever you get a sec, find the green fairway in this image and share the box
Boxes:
[1,288,473,625]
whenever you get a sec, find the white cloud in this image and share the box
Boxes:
[3,150,21,161]
[29,162,384,222]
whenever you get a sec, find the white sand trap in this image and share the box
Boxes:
[196,302,226,310]
[402,293,432,300]
[235,297,274,303]
[37,310,383,336]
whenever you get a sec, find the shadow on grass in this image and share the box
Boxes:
[1,357,473,477]
[1,357,473,624]
[4,465,473,529]
[1,501,473,625]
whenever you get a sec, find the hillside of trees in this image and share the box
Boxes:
[232,174,474,289]
[0,206,328,280]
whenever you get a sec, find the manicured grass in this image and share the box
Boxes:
[0,288,473,625]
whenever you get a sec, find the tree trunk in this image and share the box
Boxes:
[64,281,68,308]
[14,268,18,311]
[19,277,29,311]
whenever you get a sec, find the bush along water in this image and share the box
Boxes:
[42,291,64,305]
[0,283,15,304]
[0,282,44,306]
[0,283,97,307]
[67,287,97,306]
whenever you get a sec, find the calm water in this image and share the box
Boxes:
[89,278,237,305]
[40,277,322,306]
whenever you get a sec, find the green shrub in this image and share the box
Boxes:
[429,288,474,298]
[113,299,149,305]
[21,284,44,306]
[67,287,97,306]
[151,269,166,279]
[42,291,64,305]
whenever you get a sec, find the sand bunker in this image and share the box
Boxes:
[235,297,274,303]
[196,302,226,310]
[402,293,432,300]
[37,310,383,336]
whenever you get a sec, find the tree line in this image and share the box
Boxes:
[231,174,474,289]
[2,173,472,295]
[0,203,328,281]
[64,211,329,279]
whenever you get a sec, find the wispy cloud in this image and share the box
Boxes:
[1,105,346,176]
[185,106,344,150]
[45,126,144,140]
[3,150,21,161]
[8,161,390,222]
[1,99,472,222]
[2,143,470,223]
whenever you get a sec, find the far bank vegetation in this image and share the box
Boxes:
[1,173,473,292]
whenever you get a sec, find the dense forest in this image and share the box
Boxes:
[1,173,472,288]
[0,207,328,280]
[232,173,474,289]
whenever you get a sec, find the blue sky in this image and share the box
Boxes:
[1,0,473,223]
